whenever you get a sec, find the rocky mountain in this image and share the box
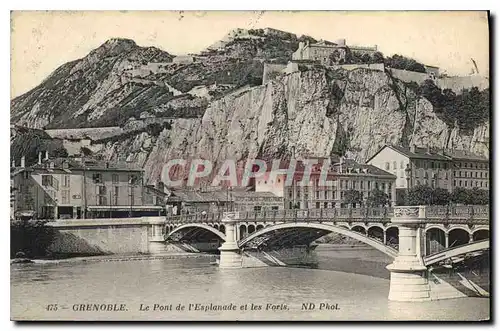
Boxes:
[11,28,490,184]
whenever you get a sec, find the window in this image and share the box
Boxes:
[92,173,102,184]
[443,163,448,169]
[113,186,119,205]
[98,196,107,206]
[475,172,478,178]
[316,202,320,209]
[400,161,405,169]
[42,175,53,186]
[465,181,468,187]
[454,180,456,186]
[129,174,139,185]
[62,175,70,188]
[112,174,119,184]
[316,191,320,199]
[360,181,364,189]
[129,186,135,205]
[61,190,70,204]
[459,180,462,186]
[459,171,462,177]
[324,202,328,208]
[431,161,435,169]
[324,191,328,199]
[385,162,390,170]
[340,191,344,199]
[393,161,397,169]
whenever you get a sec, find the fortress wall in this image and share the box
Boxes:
[335,63,385,72]
[437,75,489,93]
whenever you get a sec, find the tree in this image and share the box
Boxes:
[407,185,450,206]
[372,51,384,64]
[451,187,489,205]
[343,189,363,207]
[451,187,470,205]
[430,188,451,205]
[366,188,389,207]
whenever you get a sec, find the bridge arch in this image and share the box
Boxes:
[448,228,470,247]
[238,222,398,258]
[367,225,384,242]
[166,223,226,242]
[351,225,367,235]
[248,224,256,235]
[473,229,489,241]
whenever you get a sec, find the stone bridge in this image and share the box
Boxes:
[159,206,489,256]
[150,205,489,302]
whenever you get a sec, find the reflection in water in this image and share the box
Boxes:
[11,249,489,321]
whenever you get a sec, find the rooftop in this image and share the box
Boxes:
[366,144,489,163]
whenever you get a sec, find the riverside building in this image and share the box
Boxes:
[254,157,397,209]
[366,144,489,202]
[10,152,166,220]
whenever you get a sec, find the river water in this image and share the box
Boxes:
[11,248,490,321]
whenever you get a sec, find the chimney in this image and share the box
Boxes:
[410,144,416,153]
[44,151,49,160]
[426,145,431,154]
[38,151,42,165]
[20,156,25,168]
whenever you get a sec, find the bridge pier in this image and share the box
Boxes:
[218,213,242,269]
[387,206,430,302]
[148,219,167,254]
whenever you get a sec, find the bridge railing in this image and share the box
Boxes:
[164,205,489,224]
[165,207,394,223]
[423,205,489,224]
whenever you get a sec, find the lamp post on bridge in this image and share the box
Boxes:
[405,163,412,205]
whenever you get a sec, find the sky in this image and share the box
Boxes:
[10,10,489,98]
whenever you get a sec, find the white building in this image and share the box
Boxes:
[366,145,489,203]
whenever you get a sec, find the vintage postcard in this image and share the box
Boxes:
[10,10,490,321]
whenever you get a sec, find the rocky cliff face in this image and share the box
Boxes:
[101,67,488,184]
[11,28,489,184]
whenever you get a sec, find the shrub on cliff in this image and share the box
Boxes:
[418,79,490,132]
[385,54,426,73]
[11,219,56,259]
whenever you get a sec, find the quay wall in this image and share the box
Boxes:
[46,217,163,256]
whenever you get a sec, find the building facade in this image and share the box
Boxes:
[366,145,489,201]
[292,39,378,66]
[255,158,396,209]
[11,155,165,220]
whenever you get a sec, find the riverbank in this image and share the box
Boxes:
[11,243,368,266]
[11,252,216,266]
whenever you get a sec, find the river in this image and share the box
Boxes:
[11,247,490,321]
